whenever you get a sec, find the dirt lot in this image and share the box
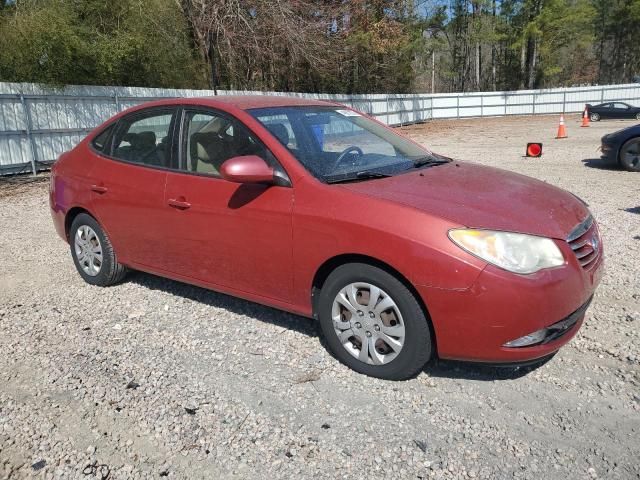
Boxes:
[1,114,639,479]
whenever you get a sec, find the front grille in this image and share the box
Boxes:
[566,215,601,270]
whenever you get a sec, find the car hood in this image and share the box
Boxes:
[340,161,589,239]
[603,123,640,142]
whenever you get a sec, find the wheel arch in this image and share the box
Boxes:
[310,253,438,354]
[64,206,100,242]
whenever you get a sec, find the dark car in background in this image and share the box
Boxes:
[600,124,640,171]
[587,102,640,122]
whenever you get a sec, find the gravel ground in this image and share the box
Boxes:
[1,114,639,480]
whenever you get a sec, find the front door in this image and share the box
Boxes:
[161,108,295,303]
[89,108,176,269]
[612,103,631,119]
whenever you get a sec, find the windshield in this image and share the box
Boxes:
[248,106,448,183]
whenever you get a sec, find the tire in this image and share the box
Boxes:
[317,263,432,380]
[636,112,640,120]
[69,213,127,286]
[590,112,600,122]
[619,137,640,172]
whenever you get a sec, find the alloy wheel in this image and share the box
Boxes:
[74,225,103,277]
[331,282,406,365]
[621,139,640,170]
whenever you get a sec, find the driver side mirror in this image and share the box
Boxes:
[220,155,276,185]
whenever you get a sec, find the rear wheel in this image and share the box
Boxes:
[69,213,127,286]
[619,138,640,172]
[590,112,600,122]
[636,112,640,120]
[317,263,432,380]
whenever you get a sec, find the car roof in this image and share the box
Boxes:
[133,95,339,111]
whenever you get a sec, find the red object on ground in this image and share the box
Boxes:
[49,96,603,365]
[526,143,543,157]
[581,107,590,127]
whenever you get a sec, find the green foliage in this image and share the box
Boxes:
[0,0,206,88]
[0,0,637,92]
[593,0,640,84]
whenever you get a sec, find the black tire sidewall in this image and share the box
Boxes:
[69,213,116,286]
[619,138,640,172]
[317,263,432,380]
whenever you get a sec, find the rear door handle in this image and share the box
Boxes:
[168,198,191,210]
[91,185,108,194]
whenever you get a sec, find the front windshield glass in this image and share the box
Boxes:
[248,106,447,183]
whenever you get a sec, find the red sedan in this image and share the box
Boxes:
[49,96,604,380]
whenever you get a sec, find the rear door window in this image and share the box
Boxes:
[112,110,175,168]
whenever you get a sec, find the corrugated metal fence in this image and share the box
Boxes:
[1,81,639,175]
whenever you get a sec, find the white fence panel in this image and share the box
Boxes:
[1,81,640,174]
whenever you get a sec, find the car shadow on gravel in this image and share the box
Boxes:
[423,355,554,381]
[128,272,552,381]
[624,206,640,215]
[128,271,318,338]
[581,158,619,170]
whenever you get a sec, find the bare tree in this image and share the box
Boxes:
[174,0,335,91]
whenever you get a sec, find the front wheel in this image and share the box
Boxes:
[590,112,600,122]
[619,138,640,172]
[70,213,127,286]
[317,263,432,380]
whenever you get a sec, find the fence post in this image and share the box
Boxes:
[114,93,121,112]
[456,95,460,119]
[600,87,604,103]
[480,95,484,117]
[386,97,390,125]
[562,91,567,114]
[20,94,38,176]
[532,93,536,115]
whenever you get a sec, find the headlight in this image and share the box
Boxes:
[448,229,564,274]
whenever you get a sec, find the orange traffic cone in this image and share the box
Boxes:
[581,108,590,127]
[556,114,568,139]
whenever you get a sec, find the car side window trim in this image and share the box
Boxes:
[175,106,292,185]
[90,123,116,153]
[92,106,179,172]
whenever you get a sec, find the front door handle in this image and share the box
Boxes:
[168,198,191,210]
[91,185,108,194]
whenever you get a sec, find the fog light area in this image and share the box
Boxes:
[503,328,548,348]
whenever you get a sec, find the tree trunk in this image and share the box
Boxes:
[208,31,218,95]
[475,42,480,90]
[431,50,435,94]
[528,38,537,89]
[491,0,497,90]
[520,39,527,89]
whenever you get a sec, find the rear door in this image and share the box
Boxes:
[597,103,613,118]
[161,107,295,302]
[89,108,177,269]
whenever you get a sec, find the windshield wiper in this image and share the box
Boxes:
[326,171,392,184]
[407,155,451,169]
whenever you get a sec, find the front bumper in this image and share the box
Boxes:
[418,245,603,364]
[600,142,618,165]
